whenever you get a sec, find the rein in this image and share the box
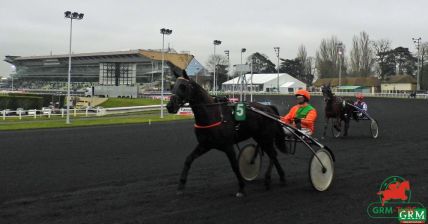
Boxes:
[173,77,230,129]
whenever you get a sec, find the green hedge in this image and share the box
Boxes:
[8,93,65,108]
[0,95,44,110]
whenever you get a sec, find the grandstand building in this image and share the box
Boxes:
[4,49,207,97]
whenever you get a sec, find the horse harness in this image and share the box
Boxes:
[192,102,244,133]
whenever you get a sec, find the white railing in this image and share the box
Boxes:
[214,91,428,99]
[0,105,163,120]
[102,105,164,115]
[310,92,428,99]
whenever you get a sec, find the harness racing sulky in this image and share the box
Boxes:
[166,65,335,197]
[321,84,379,139]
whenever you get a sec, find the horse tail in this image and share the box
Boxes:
[268,105,287,153]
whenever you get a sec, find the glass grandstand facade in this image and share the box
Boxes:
[99,63,137,86]
[4,49,206,91]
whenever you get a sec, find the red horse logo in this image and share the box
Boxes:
[377,180,410,206]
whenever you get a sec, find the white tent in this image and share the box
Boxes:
[222,73,306,93]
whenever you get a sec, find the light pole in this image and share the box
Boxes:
[274,47,280,93]
[413,37,422,91]
[239,48,246,99]
[241,48,246,64]
[213,40,222,95]
[250,56,254,102]
[160,28,172,119]
[151,56,154,84]
[337,42,343,90]
[10,65,15,91]
[64,11,84,124]
[224,50,230,94]
[224,50,230,80]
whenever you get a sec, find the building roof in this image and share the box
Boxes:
[313,77,380,87]
[382,75,417,84]
[139,50,193,70]
[8,50,141,61]
[280,82,296,88]
[5,49,195,71]
[223,73,300,85]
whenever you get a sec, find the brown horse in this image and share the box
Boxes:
[321,84,357,138]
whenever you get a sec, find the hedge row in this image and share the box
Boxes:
[0,95,44,110]
[8,93,65,108]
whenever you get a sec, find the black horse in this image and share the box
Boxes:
[166,68,287,197]
[321,84,357,138]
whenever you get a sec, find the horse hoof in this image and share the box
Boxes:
[235,192,245,198]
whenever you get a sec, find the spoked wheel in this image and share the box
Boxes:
[331,120,342,138]
[370,119,379,139]
[238,144,262,181]
[309,148,334,191]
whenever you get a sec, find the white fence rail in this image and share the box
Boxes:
[215,91,428,99]
[310,92,428,99]
[0,105,164,120]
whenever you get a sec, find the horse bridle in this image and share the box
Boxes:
[322,88,333,102]
[171,77,195,106]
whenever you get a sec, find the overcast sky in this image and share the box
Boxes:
[1,0,427,76]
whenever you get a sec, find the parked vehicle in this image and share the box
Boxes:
[16,108,26,115]
[1,109,12,115]
[42,107,52,115]
[27,109,37,116]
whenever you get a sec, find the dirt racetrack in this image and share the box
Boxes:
[0,95,427,224]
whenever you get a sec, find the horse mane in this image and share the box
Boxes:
[168,61,214,104]
[188,78,214,104]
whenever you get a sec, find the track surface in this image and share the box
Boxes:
[0,96,427,224]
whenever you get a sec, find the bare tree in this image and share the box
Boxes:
[296,45,314,85]
[206,54,230,89]
[350,31,375,77]
[206,54,228,72]
[419,42,428,89]
[305,56,315,85]
[315,36,347,78]
[359,32,374,76]
[350,35,361,75]
[297,45,307,78]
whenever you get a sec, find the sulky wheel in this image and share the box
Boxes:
[309,148,334,192]
[238,144,262,181]
[370,119,379,139]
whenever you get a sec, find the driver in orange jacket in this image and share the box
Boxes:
[281,90,317,135]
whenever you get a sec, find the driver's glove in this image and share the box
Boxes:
[294,118,302,130]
